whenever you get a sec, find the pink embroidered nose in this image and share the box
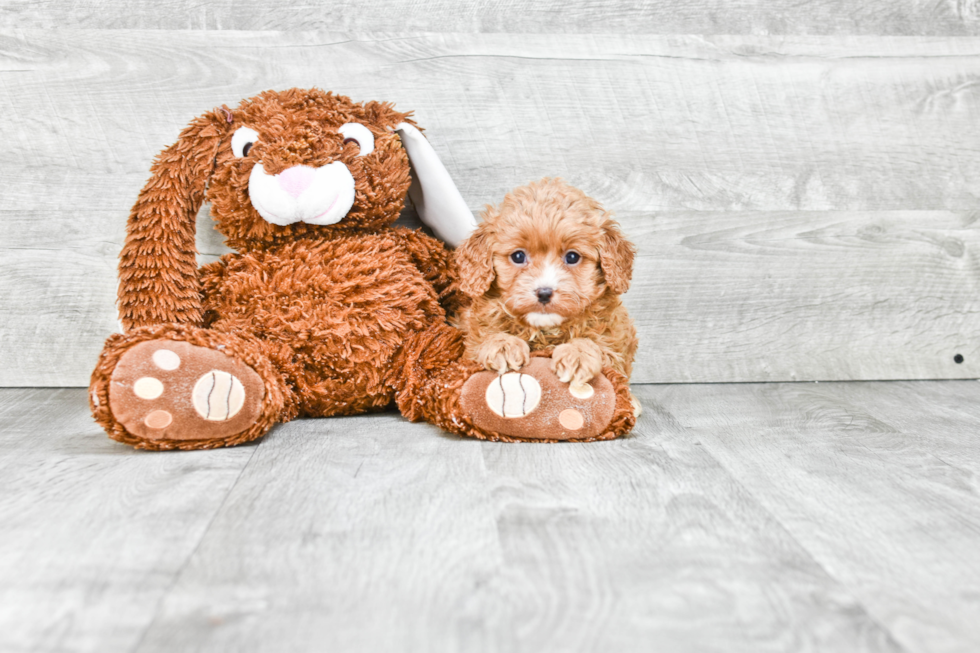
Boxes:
[277,166,315,199]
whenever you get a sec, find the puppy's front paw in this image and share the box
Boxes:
[552,339,604,387]
[477,333,531,374]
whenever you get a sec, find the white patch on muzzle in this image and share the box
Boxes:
[525,312,566,328]
[533,263,562,292]
[248,162,356,226]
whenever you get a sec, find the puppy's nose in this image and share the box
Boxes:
[535,287,554,304]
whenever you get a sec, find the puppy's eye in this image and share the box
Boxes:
[231,126,259,158]
[338,123,375,156]
[510,250,527,265]
[564,251,581,265]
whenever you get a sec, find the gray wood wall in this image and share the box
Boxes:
[3,3,980,386]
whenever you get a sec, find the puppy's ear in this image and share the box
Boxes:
[118,108,231,330]
[454,221,496,298]
[598,219,636,295]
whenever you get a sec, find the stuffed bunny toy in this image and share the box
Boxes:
[89,88,635,449]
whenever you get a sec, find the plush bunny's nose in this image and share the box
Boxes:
[249,161,356,227]
[277,166,316,199]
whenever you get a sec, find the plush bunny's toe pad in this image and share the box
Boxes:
[460,357,616,441]
[109,340,265,442]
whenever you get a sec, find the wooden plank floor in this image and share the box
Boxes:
[2,383,979,653]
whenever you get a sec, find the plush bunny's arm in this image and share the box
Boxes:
[395,228,463,315]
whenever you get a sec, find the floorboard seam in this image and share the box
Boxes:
[633,389,912,652]
[687,437,912,653]
[631,379,980,387]
[477,439,509,560]
[0,388,49,420]
[124,438,263,653]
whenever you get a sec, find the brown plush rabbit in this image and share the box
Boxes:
[89,88,636,449]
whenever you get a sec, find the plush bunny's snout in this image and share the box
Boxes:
[248,161,356,227]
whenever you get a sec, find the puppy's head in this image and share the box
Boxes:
[456,178,635,328]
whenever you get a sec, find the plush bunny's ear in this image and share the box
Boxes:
[396,122,477,248]
[598,219,636,295]
[454,221,496,298]
[117,108,230,331]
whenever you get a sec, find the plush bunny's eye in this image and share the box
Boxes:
[338,123,375,156]
[232,127,259,158]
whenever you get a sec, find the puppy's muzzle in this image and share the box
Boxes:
[248,162,356,227]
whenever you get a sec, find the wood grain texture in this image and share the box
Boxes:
[3,31,980,384]
[6,32,980,214]
[128,413,510,653]
[638,380,980,653]
[5,0,980,35]
[126,400,899,653]
[473,424,901,652]
[0,388,255,653]
[621,209,980,382]
[9,383,980,651]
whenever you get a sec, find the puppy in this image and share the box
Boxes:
[454,178,639,412]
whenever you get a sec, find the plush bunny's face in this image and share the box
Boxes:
[207,89,414,249]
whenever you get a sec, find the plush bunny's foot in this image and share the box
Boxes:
[97,336,275,449]
[459,357,633,442]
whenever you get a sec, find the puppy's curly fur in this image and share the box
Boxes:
[454,178,638,404]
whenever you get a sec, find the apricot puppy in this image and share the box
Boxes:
[455,178,639,413]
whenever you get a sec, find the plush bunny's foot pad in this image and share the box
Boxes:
[460,357,618,441]
[108,340,266,443]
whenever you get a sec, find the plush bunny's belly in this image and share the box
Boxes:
[199,234,446,415]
